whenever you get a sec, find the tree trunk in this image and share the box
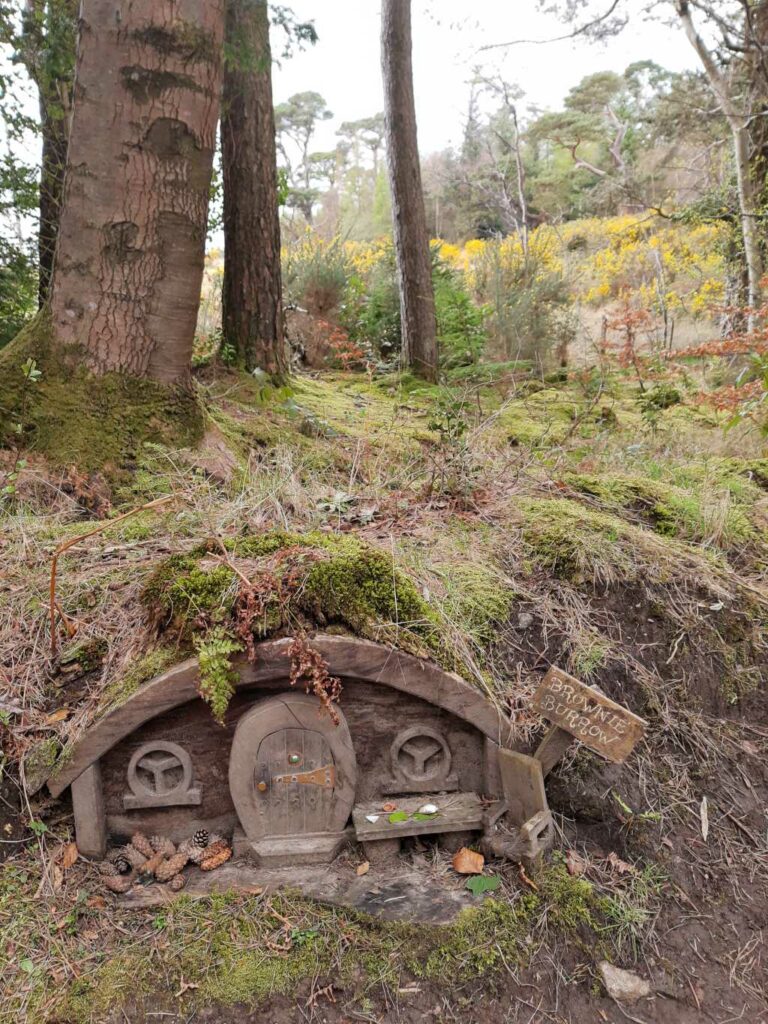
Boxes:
[20,0,77,306]
[677,1,763,320]
[381,0,438,381]
[49,0,226,385]
[222,0,287,380]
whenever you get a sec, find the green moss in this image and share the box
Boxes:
[564,471,755,548]
[537,856,601,932]
[0,314,204,471]
[300,544,440,647]
[142,553,237,635]
[60,638,108,672]
[518,497,633,583]
[97,646,181,716]
[22,737,60,793]
[435,562,515,645]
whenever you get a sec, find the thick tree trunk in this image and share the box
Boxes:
[49,0,226,385]
[381,0,438,382]
[221,0,287,380]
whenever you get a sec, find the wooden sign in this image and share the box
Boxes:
[531,667,647,764]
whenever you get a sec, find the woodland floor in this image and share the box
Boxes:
[1,359,767,1023]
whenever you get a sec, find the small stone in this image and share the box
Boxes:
[598,962,651,1003]
[417,803,438,815]
[365,814,379,823]
[517,612,534,629]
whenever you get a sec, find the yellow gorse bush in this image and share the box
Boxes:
[279,215,726,322]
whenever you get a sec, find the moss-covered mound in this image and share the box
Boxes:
[129,529,447,722]
[0,314,204,470]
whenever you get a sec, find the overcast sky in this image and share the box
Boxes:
[271,1,699,157]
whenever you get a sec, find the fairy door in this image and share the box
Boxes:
[229,692,357,864]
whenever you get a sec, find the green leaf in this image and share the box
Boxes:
[28,820,48,836]
[388,811,409,823]
[412,811,439,821]
[19,958,35,974]
[465,874,501,895]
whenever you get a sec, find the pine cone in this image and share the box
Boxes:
[137,852,165,883]
[150,835,176,858]
[121,844,148,869]
[192,829,210,849]
[104,874,133,894]
[131,832,155,859]
[200,844,232,872]
[168,874,186,892]
[179,840,207,865]
[113,855,132,875]
[155,851,189,882]
[98,861,119,877]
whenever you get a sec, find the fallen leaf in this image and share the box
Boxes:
[44,709,70,725]
[465,874,500,895]
[86,895,106,910]
[61,842,78,871]
[566,850,587,876]
[356,861,370,877]
[700,795,709,841]
[50,864,63,892]
[452,847,484,875]
[607,852,635,875]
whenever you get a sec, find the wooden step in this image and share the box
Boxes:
[353,792,484,842]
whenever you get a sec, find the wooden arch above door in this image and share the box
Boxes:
[48,634,514,798]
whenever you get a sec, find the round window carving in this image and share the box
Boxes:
[391,726,453,784]
[123,741,201,809]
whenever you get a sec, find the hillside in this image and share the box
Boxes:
[1,362,766,1023]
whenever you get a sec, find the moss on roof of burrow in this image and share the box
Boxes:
[138,529,465,697]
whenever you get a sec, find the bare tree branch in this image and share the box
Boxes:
[480,0,624,51]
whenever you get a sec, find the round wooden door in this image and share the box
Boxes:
[229,692,357,863]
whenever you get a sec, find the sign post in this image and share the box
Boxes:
[531,667,647,773]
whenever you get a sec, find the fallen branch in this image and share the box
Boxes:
[49,495,176,656]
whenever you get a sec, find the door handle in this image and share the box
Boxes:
[256,762,270,793]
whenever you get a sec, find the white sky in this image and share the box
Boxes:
[272,0,699,156]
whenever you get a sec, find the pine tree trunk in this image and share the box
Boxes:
[49,0,226,385]
[381,0,438,382]
[38,82,71,306]
[221,0,287,380]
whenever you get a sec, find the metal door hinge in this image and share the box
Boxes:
[271,765,336,788]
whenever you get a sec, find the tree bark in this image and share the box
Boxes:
[381,0,438,381]
[221,0,287,380]
[49,0,226,385]
[20,0,77,306]
[676,1,763,318]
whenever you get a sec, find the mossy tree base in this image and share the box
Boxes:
[0,314,205,472]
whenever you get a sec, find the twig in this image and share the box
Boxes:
[49,495,176,656]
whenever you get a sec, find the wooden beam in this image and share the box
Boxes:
[71,762,107,860]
